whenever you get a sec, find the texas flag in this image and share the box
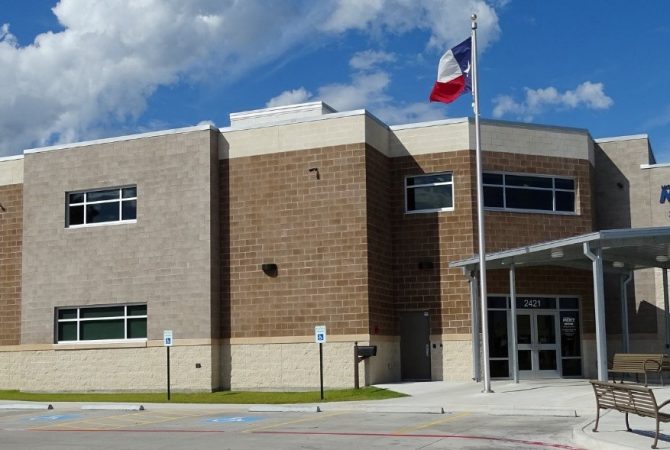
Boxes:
[429,37,472,104]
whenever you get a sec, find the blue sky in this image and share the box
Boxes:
[1,0,669,161]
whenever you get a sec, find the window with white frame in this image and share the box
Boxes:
[66,186,137,227]
[56,304,147,343]
[483,172,575,213]
[405,172,454,213]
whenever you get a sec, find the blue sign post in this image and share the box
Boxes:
[164,330,173,401]
[314,325,327,400]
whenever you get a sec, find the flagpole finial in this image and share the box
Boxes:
[471,13,477,29]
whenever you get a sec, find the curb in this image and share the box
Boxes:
[0,404,53,410]
[81,404,145,411]
[571,413,639,450]
[320,405,444,414]
[248,405,321,413]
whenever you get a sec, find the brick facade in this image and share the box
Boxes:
[224,143,371,338]
[0,184,22,345]
[392,150,475,335]
[483,152,595,252]
[0,105,661,390]
[365,145,395,336]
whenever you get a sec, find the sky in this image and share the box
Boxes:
[0,0,669,161]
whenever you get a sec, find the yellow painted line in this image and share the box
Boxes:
[242,411,348,433]
[391,411,472,435]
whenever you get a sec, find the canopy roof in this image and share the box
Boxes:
[450,226,670,273]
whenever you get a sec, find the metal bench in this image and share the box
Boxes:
[591,380,670,448]
[608,353,664,386]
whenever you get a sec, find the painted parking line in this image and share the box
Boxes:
[242,411,348,433]
[28,411,145,431]
[28,410,212,431]
[391,411,471,435]
[253,430,586,450]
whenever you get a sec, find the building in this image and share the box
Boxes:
[0,101,668,392]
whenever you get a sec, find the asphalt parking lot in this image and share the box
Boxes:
[0,407,585,449]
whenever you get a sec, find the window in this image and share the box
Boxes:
[405,172,454,213]
[56,304,147,343]
[67,186,137,227]
[483,172,575,213]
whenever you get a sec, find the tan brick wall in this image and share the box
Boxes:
[365,146,394,336]
[0,344,216,392]
[392,150,594,338]
[0,184,22,345]
[223,143,370,338]
[483,152,594,251]
[392,150,475,336]
[21,129,219,344]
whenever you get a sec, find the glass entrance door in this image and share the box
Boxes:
[516,311,560,378]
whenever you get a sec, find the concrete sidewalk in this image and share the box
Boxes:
[358,379,670,450]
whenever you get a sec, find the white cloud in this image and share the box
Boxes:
[266,88,313,108]
[0,0,501,156]
[492,81,614,121]
[349,50,396,71]
[322,0,500,51]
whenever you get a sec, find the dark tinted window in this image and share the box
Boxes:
[555,178,575,190]
[484,186,504,208]
[555,191,575,212]
[86,203,120,224]
[68,205,85,226]
[506,174,552,188]
[406,173,452,186]
[505,188,553,210]
[406,173,454,212]
[87,189,119,202]
[122,200,137,220]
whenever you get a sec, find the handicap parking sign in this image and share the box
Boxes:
[28,414,79,421]
[207,416,263,424]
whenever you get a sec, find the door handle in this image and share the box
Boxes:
[426,344,430,357]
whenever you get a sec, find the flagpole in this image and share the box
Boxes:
[471,14,492,393]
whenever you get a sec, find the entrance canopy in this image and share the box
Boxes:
[450,227,670,273]
[450,226,670,383]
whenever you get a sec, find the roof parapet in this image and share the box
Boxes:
[229,101,336,128]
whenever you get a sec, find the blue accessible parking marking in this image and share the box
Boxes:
[28,414,80,422]
[207,416,264,424]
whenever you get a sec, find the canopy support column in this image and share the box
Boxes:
[509,264,519,383]
[584,243,608,381]
[664,269,670,353]
[620,272,632,353]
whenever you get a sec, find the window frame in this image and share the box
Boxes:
[405,171,455,214]
[66,186,137,228]
[482,171,576,215]
[55,303,147,344]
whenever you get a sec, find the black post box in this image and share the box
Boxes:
[356,345,377,358]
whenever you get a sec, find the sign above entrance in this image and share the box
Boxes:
[516,297,557,310]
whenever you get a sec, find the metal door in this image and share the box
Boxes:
[516,311,560,378]
[400,311,431,380]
